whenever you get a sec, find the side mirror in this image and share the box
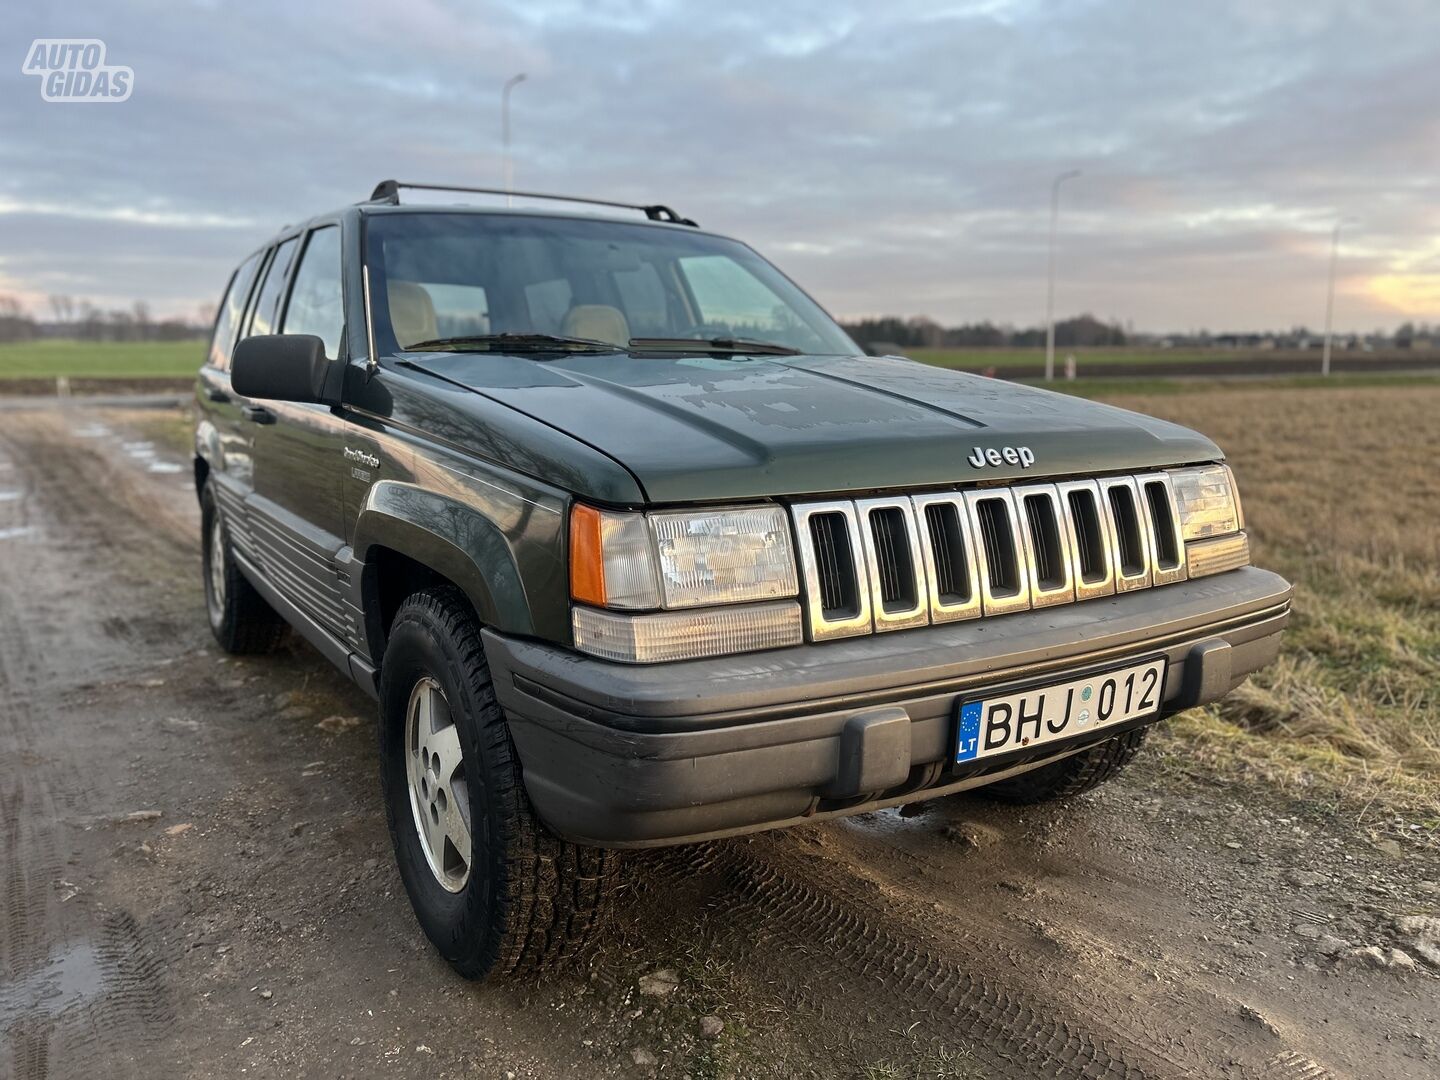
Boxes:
[231,335,331,404]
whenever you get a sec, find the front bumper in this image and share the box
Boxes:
[484,566,1292,847]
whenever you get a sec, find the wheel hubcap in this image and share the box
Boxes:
[404,677,471,892]
[208,517,227,614]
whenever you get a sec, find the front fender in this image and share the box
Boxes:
[353,480,539,645]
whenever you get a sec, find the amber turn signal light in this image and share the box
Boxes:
[569,503,607,606]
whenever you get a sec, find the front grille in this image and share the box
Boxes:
[790,471,1190,640]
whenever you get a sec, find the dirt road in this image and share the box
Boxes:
[1,403,1436,1080]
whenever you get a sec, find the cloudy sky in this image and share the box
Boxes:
[4,0,1438,331]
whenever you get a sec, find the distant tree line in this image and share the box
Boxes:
[841,313,1128,353]
[841,314,1438,354]
[0,293,211,344]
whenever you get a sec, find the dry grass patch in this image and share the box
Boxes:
[1101,385,1440,800]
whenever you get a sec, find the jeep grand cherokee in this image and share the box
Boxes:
[194,180,1291,980]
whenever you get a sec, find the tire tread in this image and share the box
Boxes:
[980,727,1149,804]
[382,587,616,979]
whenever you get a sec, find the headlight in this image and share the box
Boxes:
[1169,464,1249,577]
[569,502,803,661]
[648,506,798,607]
[1169,464,1243,540]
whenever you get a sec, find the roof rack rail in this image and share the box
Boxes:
[366,180,698,227]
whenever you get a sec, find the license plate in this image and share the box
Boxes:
[955,658,1166,763]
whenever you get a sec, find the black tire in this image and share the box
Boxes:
[201,482,287,655]
[977,727,1149,804]
[378,586,617,981]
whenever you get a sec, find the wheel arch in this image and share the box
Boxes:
[353,484,536,664]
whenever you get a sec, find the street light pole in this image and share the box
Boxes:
[501,73,527,205]
[1321,218,1353,377]
[1045,169,1081,382]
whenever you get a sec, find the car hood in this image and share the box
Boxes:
[412,351,1221,504]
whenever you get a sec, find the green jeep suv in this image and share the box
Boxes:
[194,181,1291,980]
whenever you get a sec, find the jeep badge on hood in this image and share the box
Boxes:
[968,445,1035,468]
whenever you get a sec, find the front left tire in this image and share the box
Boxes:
[378,586,617,980]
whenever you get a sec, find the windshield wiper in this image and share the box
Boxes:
[403,333,624,353]
[629,336,803,356]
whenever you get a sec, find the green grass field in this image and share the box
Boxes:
[0,340,204,380]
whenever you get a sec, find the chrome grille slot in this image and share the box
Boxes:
[792,501,872,640]
[978,502,1017,590]
[811,514,856,613]
[1138,472,1188,585]
[871,510,908,604]
[926,506,963,597]
[963,490,1031,616]
[912,494,981,623]
[856,498,929,631]
[1057,479,1116,601]
[1099,476,1153,591]
[1015,484,1074,608]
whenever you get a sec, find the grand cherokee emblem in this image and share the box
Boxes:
[968,445,1035,469]
[344,446,380,469]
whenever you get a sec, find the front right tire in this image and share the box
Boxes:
[378,586,617,980]
[976,727,1150,804]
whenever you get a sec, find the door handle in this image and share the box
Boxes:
[241,404,276,425]
[207,388,230,403]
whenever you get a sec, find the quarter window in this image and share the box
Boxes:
[281,226,343,359]
[208,251,262,372]
[247,236,299,338]
[426,283,490,338]
[679,255,797,338]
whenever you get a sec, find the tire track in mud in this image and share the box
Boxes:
[0,414,188,1080]
[0,434,65,1056]
[629,835,1338,1080]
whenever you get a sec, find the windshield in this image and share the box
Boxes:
[363,211,858,357]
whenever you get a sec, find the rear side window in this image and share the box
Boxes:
[427,283,490,338]
[246,236,299,338]
[208,251,262,371]
[281,226,343,359]
[679,254,793,336]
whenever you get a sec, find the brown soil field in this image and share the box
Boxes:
[1100,384,1440,811]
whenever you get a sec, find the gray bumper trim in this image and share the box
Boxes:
[483,567,1291,847]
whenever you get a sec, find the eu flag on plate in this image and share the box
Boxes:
[957,701,983,762]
